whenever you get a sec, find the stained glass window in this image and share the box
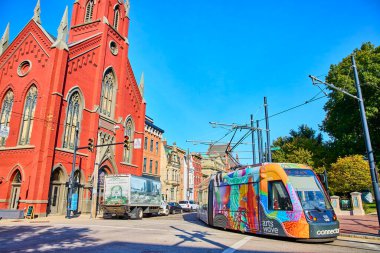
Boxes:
[0,90,14,146]
[19,86,37,145]
[63,91,81,150]
[100,69,115,117]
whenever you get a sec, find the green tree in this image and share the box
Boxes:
[272,125,326,168]
[328,155,372,195]
[322,42,380,161]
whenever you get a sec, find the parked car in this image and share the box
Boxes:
[168,202,183,214]
[158,201,170,216]
[179,200,199,212]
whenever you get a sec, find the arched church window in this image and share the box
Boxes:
[19,85,37,145]
[13,170,22,183]
[113,5,120,31]
[63,91,82,150]
[123,118,134,163]
[100,69,115,117]
[85,0,94,23]
[0,89,14,146]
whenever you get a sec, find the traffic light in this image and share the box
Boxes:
[124,136,130,149]
[88,138,94,152]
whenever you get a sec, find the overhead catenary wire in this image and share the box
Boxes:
[257,94,327,122]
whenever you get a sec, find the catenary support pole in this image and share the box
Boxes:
[256,120,263,163]
[352,55,380,228]
[264,97,272,162]
[251,114,256,164]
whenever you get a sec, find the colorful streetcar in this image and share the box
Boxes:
[197,163,339,242]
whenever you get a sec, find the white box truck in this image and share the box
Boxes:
[101,174,162,219]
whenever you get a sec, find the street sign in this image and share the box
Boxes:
[271,146,281,151]
[134,138,142,149]
[0,125,9,138]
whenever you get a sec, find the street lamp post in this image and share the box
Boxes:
[310,55,380,228]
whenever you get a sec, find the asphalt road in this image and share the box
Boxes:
[0,213,379,253]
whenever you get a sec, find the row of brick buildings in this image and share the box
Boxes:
[142,116,204,203]
[0,0,229,218]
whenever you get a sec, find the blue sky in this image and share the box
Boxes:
[1,1,379,163]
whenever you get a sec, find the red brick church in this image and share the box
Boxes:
[0,0,146,217]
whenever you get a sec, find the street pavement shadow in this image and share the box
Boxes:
[0,224,291,253]
[0,225,97,252]
[182,212,209,228]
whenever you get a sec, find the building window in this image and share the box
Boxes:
[150,139,153,152]
[85,0,94,23]
[0,89,14,146]
[113,5,120,30]
[149,159,152,173]
[100,69,115,117]
[268,181,292,211]
[155,161,158,174]
[124,118,134,163]
[19,85,37,145]
[143,157,147,172]
[155,141,158,154]
[144,137,147,150]
[63,91,82,150]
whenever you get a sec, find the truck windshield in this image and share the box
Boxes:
[284,169,332,210]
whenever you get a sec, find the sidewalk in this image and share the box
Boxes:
[338,214,380,240]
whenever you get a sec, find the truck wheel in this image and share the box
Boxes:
[136,208,143,220]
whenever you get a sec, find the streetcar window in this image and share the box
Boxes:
[285,169,332,210]
[268,181,292,211]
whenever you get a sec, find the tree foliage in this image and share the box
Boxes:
[322,42,380,161]
[272,125,326,168]
[328,155,371,195]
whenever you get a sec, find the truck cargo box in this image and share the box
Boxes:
[104,175,161,207]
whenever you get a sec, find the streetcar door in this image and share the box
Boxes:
[208,179,214,225]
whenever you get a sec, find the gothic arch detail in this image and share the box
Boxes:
[19,85,37,145]
[85,0,95,23]
[0,89,14,146]
[63,89,84,149]
[113,5,120,31]
[99,68,117,118]
[6,164,25,183]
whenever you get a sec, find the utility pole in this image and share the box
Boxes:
[310,55,380,228]
[351,55,380,227]
[256,120,263,163]
[187,149,190,201]
[264,97,272,162]
[250,114,256,164]
[66,123,79,219]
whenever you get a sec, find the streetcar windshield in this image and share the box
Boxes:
[285,169,332,210]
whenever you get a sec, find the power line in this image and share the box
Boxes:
[258,94,327,122]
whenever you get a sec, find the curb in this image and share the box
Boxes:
[340,233,380,241]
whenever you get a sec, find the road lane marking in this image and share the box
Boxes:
[222,236,252,253]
